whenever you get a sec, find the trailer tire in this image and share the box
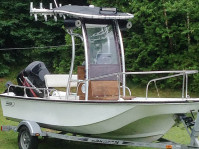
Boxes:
[18,126,38,149]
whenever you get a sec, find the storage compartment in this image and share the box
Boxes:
[77,66,119,100]
[78,81,119,100]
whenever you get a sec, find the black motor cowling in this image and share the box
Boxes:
[18,61,49,87]
[15,61,50,97]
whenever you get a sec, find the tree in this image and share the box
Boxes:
[91,0,199,91]
[1,0,199,92]
[0,0,87,76]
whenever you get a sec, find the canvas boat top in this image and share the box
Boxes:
[30,3,134,20]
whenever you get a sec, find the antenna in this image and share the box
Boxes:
[30,1,64,22]
[54,0,58,8]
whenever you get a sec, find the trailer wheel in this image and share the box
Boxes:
[18,126,38,149]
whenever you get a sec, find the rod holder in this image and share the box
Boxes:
[40,3,43,9]
[34,14,38,21]
[54,15,57,22]
[30,2,33,11]
[44,15,47,21]
[50,3,52,9]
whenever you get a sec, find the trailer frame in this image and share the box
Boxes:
[2,112,199,149]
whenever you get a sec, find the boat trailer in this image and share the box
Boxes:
[2,112,199,149]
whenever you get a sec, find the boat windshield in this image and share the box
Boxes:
[85,23,121,80]
[86,24,119,65]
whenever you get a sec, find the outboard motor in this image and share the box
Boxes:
[16,61,50,97]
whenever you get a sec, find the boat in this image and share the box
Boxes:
[1,1,199,144]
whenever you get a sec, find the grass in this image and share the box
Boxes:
[0,70,198,149]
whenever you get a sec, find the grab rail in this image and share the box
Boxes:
[120,86,132,96]
[7,84,56,98]
[85,70,197,81]
[146,73,184,99]
[6,70,198,100]
[83,70,198,100]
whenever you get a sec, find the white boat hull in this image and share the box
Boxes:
[1,94,199,142]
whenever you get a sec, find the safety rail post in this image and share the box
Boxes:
[24,86,27,97]
[66,29,75,99]
[65,30,83,100]
[117,74,121,100]
[82,22,89,101]
[7,85,11,96]
[43,88,46,98]
[186,74,188,98]
[154,80,160,97]
[115,21,126,97]
[182,73,185,98]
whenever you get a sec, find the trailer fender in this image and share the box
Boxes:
[17,121,45,137]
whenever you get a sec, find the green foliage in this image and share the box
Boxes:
[0,0,67,75]
[0,0,87,75]
[91,0,199,92]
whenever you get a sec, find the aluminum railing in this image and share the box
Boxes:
[7,84,56,98]
[6,70,198,100]
[82,70,198,100]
